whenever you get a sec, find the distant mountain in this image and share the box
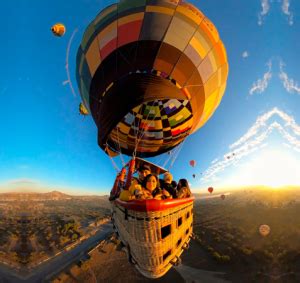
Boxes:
[43,190,72,199]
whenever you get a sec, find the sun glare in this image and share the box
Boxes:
[227,149,300,188]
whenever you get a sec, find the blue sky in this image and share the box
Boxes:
[1,0,300,195]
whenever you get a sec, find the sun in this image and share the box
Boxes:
[227,148,300,188]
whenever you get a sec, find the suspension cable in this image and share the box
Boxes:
[64,28,78,98]
[116,126,125,167]
[168,139,186,170]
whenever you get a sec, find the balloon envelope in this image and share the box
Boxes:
[76,0,228,158]
[220,194,225,200]
[208,187,213,194]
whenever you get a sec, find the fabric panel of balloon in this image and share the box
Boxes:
[76,0,228,158]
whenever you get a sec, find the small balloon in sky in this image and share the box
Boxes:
[242,51,249,58]
[192,174,196,178]
[79,103,89,115]
[51,23,66,37]
[259,224,270,237]
[189,160,196,167]
[208,187,213,194]
[220,194,225,200]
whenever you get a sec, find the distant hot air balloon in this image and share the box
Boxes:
[51,23,66,37]
[259,224,270,237]
[189,160,196,167]
[220,194,225,200]
[208,187,213,194]
[192,174,196,179]
[79,102,89,115]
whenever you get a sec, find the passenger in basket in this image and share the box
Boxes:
[133,164,151,185]
[176,179,192,198]
[160,172,177,199]
[119,164,151,201]
[128,164,151,196]
[109,168,126,201]
[135,174,172,200]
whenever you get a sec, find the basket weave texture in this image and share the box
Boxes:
[111,198,194,278]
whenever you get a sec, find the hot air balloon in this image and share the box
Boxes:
[76,0,228,279]
[79,102,89,115]
[259,224,270,237]
[51,23,66,37]
[189,160,196,167]
[192,174,196,178]
[220,194,225,200]
[208,187,214,194]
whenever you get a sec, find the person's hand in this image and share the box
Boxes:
[162,189,172,199]
[153,193,163,200]
[116,171,125,181]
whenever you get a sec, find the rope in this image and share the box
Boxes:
[64,28,78,98]
[163,149,174,168]
[106,142,120,172]
[116,126,125,167]
[109,154,120,173]
[133,105,144,154]
[168,140,186,170]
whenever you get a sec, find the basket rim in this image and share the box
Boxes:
[113,196,194,212]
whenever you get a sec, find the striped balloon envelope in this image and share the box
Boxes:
[76,0,228,157]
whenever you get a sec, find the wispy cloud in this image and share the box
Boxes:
[7,179,39,185]
[249,61,272,95]
[242,51,249,58]
[279,61,300,94]
[258,0,271,25]
[200,108,300,184]
[258,0,294,26]
[282,0,293,25]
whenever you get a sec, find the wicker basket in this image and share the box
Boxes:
[111,197,194,278]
